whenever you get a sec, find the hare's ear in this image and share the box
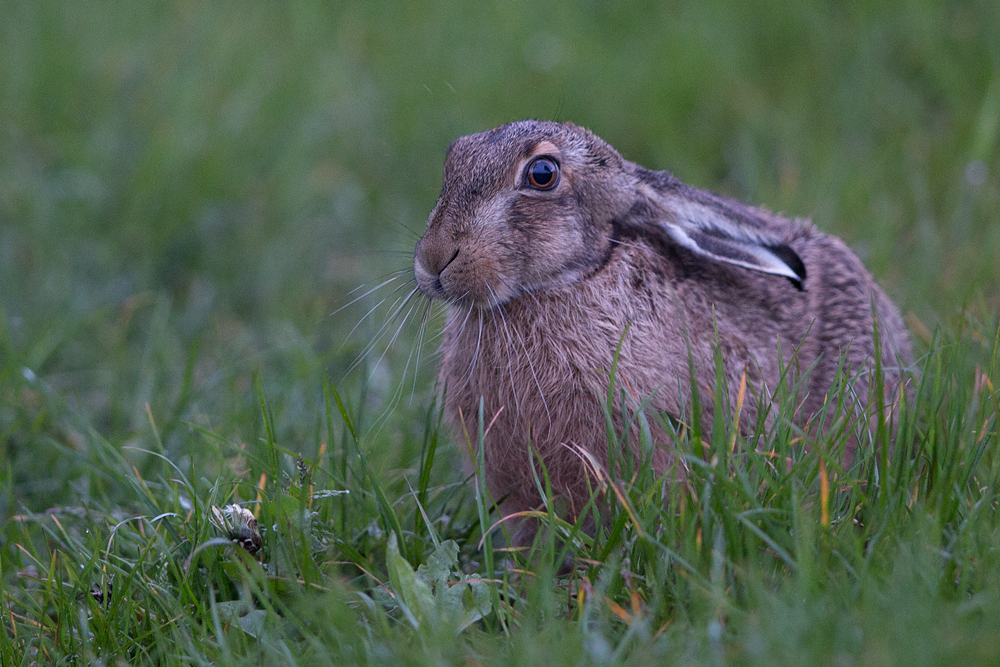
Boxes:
[659,193,806,290]
[664,222,806,289]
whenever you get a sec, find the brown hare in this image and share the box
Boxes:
[413,120,911,543]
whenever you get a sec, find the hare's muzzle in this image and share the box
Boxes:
[413,244,457,300]
[414,234,514,308]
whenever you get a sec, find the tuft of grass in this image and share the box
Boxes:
[2,315,999,665]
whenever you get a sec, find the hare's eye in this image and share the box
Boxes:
[526,157,559,190]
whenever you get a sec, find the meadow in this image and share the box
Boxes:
[1,1,999,664]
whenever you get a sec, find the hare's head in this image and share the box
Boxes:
[414,121,637,307]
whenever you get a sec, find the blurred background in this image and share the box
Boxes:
[1,0,998,511]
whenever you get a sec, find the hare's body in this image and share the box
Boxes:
[414,121,910,533]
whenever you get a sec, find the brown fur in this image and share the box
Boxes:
[413,121,911,539]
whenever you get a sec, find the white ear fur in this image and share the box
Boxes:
[660,198,807,290]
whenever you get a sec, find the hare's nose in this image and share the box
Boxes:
[415,237,461,296]
[419,242,460,277]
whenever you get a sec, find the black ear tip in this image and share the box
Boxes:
[768,243,807,287]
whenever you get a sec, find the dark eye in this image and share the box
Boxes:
[526,157,559,190]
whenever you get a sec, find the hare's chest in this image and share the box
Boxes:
[437,284,679,443]
[439,302,617,408]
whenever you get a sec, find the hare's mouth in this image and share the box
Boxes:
[413,254,450,300]
[417,281,520,310]
[414,250,519,309]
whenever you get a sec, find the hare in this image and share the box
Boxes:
[413,120,911,541]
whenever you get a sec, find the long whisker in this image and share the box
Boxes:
[361,294,442,440]
[498,277,552,427]
[439,299,474,360]
[355,249,420,258]
[339,278,417,352]
[461,309,485,391]
[377,283,420,333]
[410,300,433,403]
[487,284,521,420]
[329,272,408,318]
[346,286,421,376]
[394,217,424,241]
[363,297,427,436]
[371,295,421,377]
[421,315,449,347]
[414,300,449,357]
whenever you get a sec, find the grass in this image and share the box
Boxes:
[2,0,999,664]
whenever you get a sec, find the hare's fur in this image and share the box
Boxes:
[414,121,911,536]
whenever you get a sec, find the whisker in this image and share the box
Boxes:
[355,249,420,258]
[421,314,449,347]
[472,309,484,374]
[414,300,449,352]
[497,277,552,427]
[487,284,521,420]
[329,272,408,318]
[380,279,420,324]
[338,278,417,352]
[439,300,474,360]
[394,217,424,241]
[362,296,435,440]
[410,300,433,403]
[461,309,485,391]
[363,300,424,437]
[372,296,421,377]
[344,269,409,296]
[345,286,421,376]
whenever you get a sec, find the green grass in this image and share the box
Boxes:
[2,0,1000,664]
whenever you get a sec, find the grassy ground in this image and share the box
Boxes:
[2,1,999,664]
